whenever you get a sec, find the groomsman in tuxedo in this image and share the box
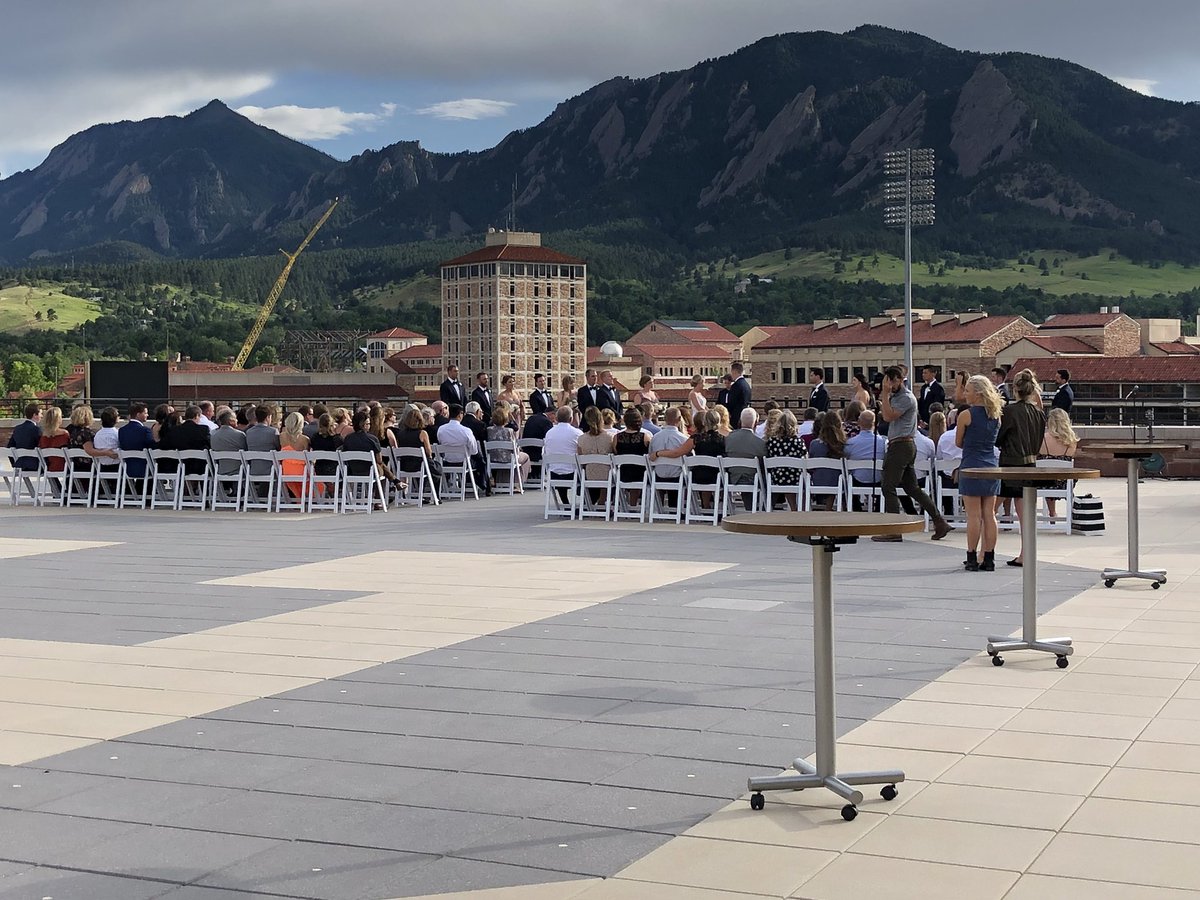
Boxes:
[471,372,493,424]
[577,368,600,421]
[918,366,945,425]
[597,370,623,417]
[440,364,466,408]
[726,361,751,426]
[528,373,554,416]
[716,374,732,408]
[808,367,830,412]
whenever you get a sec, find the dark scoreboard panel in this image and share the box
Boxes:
[87,361,170,403]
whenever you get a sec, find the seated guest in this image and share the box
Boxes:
[543,406,583,501]
[765,409,806,510]
[613,407,651,503]
[755,400,779,438]
[725,408,766,511]
[394,405,434,474]
[342,408,403,490]
[639,403,661,436]
[68,405,117,471]
[118,402,155,479]
[197,400,218,432]
[37,406,70,472]
[91,406,123,480]
[210,407,249,479]
[7,403,42,470]
[845,410,887,486]
[436,404,478,462]
[151,403,175,445]
[487,406,530,486]
[600,407,620,437]
[279,411,309,497]
[462,401,491,491]
[303,404,327,440]
[332,407,353,438]
[797,407,818,438]
[801,408,825,451]
[648,407,688,482]
[842,401,865,438]
[428,400,450,441]
[650,408,725,507]
[576,407,615,502]
[521,406,554,459]
[166,405,212,475]
[713,405,732,437]
[808,411,847,508]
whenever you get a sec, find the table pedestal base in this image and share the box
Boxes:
[1102,457,1166,589]
[987,635,1072,668]
[747,536,904,821]
[749,757,904,821]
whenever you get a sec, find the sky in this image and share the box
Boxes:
[2,0,1197,177]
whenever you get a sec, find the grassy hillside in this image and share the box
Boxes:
[731,248,1200,298]
[0,283,100,333]
[353,273,441,311]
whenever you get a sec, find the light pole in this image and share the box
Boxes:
[883,148,935,379]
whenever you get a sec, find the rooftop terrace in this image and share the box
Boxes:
[0,478,1196,898]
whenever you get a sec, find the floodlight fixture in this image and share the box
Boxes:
[881,147,937,378]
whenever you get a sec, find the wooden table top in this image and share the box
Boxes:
[723,511,927,538]
[960,467,1101,481]
[1084,442,1186,459]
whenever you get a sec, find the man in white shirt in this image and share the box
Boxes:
[755,400,779,439]
[648,407,688,480]
[436,405,479,463]
[797,407,818,438]
[197,400,218,432]
[92,406,121,453]
[914,429,936,464]
[542,406,583,475]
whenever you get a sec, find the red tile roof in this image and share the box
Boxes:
[1151,341,1200,355]
[1039,313,1128,329]
[628,343,733,360]
[391,344,443,360]
[1008,356,1200,383]
[1020,335,1100,354]
[367,327,426,340]
[384,358,416,376]
[657,320,740,342]
[755,316,1029,349]
[440,244,586,267]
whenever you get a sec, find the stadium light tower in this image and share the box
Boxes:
[883,148,935,379]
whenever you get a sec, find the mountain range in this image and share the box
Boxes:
[3,24,1200,267]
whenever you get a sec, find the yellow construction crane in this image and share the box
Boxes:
[231,197,339,371]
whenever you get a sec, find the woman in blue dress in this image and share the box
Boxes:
[955,375,1003,571]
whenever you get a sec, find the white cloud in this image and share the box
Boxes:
[1115,77,1159,95]
[416,98,516,121]
[236,102,396,140]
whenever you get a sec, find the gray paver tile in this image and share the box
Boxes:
[0,866,174,899]
[196,841,437,900]
[335,804,518,855]
[457,817,675,877]
[537,783,725,833]
[599,754,759,798]
[35,778,243,824]
[64,825,283,883]
[255,759,438,803]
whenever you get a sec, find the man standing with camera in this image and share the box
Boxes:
[872,365,953,542]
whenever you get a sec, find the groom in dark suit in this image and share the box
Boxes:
[808,367,830,412]
[726,361,751,426]
[439,364,466,408]
[596,370,622,417]
[471,372,493,424]
[576,368,600,421]
[528,373,554,417]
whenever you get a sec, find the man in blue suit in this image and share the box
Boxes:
[726,362,751,427]
[6,403,42,470]
[117,402,155,479]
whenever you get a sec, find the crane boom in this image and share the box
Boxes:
[231,198,339,371]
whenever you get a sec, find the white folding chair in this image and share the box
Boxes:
[518,438,544,489]
[116,449,151,509]
[240,451,277,512]
[175,450,212,510]
[721,458,763,516]
[1035,458,1074,533]
[802,458,846,511]
[340,450,386,513]
[576,454,614,520]
[64,448,99,507]
[148,450,181,510]
[306,451,342,512]
[392,448,438,507]
[846,459,885,512]
[486,440,523,496]
[273,450,309,512]
[209,451,245,511]
[648,458,684,524]
[764,456,805,511]
[91,456,122,508]
[33,448,66,507]
[1,448,41,506]
[438,448,479,502]
[542,453,579,519]
[933,458,965,526]
[612,454,650,522]
[683,455,723,525]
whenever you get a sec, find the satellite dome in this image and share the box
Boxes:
[600,341,623,358]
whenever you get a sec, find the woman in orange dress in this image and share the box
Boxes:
[279,411,309,500]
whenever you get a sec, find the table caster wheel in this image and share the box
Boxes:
[1056,656,1069,669]
[987,649,997,657]
[750,792,765,811]
[880,784,898,802]
[1152,581,1162,590]
[1104,579,1115,588]
[841,804,858,821]
[992,654,1004,667]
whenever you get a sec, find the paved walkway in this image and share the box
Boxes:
[0,478,1195,899]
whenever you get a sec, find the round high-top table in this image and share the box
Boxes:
[961,466,1100,667]
[1085,442,1184,589]
[723,511,925,821]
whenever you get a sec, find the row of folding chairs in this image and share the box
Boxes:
[0,446,441,514]
[537,453,1076,528]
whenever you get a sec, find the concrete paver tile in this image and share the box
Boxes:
[793,852,1018,900]
[998,873,1200,900]
[971,729,1130,766]
[895,781,1083,829]
[1064,795,1200,843]
[1030,832,1200,891]
[939,755,1108,795]
[840,720,992,754]
[847,814,1053,870]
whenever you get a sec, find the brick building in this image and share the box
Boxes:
[439,230,586,392]
[365,327,427,375]
[749,312,1036,405]
[1036,312,1142,357]
[385,343,443,400]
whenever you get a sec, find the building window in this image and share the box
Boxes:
[533,284,540,297]
[534,302,539,315]
[782,368,793,384]
[510,357,516,369]
[510,339,516,352]
[509,283,515,297]
[570,286,576,298]
[824,367,834,385]
[838,367,848,384]
[510,319,515,333]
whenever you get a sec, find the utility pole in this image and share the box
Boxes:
[883,148,935,378]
